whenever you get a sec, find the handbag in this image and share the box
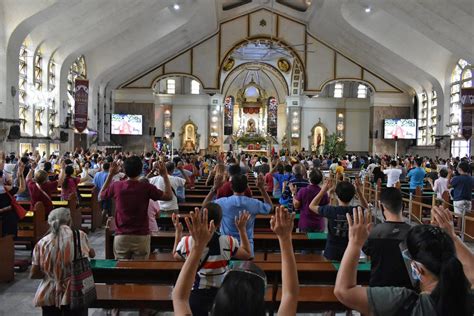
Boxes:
[70,229,96,310]
[5,190,27,219]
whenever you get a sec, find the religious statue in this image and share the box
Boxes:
[180,118,200,153]
[246,119,257,133]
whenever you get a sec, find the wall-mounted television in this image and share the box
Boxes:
[111,114,143,135]
[384,119,417,139]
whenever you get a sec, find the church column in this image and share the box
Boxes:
[209,94,222,153]
[285,96,302,152]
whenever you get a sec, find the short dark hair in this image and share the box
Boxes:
[228,164,242,177]
[103,162,110,170]
[43,161,52,172]
[261,157,268,163]
[166,162,175,174]
[380,188,403,214]
[231,174,248,193]
[123,156,142,178]
[439,168,448,178]
[309,169,323,185]
[390,160,397,167]
[203,202,222,226]
[415,158,423,167]
[335,181,356,203]
[458,161,470,173]
[284,165,292,173]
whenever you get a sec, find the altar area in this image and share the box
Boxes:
[224,79,280,153]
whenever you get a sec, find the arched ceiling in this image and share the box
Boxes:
[2,0,473,101]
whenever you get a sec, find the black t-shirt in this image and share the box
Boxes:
[363,221,412,288]
[319,205,354,260]
[0,187,19,208]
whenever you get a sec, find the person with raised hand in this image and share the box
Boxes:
[431,205,474,284]
[335,207,472,316]
[270,205,299,316]
[172,208,216,316]
[101,157,172,260]
[172,204,251,316]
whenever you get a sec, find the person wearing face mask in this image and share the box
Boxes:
[335,206,473,316]
[362,188,412,288]
[0,162,26,237]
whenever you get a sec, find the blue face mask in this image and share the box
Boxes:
[410,262,422,282]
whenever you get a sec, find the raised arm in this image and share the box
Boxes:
[234,211,251,259]
[202,174,224,206]
[432,206,474,284]
[354,177,368,209]
[57,162,66,187]
[172,212,184,260]
[158,162,173,201]
[16,162,26,194]
[334,207,371,315]
[172,209,215,316]
[256,174,273,207]
[271,206,298,316]
[309,177,332,214]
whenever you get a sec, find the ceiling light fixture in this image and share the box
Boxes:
[365,6,371,13]
[173,3,180,10]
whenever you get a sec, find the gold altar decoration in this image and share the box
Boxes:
[223,57,235,72]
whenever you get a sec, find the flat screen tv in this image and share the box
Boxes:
[384,119,417,139]
[111,114,143,135]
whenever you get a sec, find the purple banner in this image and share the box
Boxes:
[74,79,89,133]
[461,87,474,141]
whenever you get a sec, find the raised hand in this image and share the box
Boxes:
[431,205,456,238]
[109,161,120,175]
[172,213,183,235]
[256,173,265,189]
[213,174,225,190]
[184,208,215,250]
[322,177,334,191]
[158,162,168,176]
[235,210,250,232]
[270,205,295,240]
[346,207,372,248]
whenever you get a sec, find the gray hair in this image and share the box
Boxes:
[47,207,72,235]
[292,163,304,176]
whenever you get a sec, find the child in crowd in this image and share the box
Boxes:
[308,177,368,260]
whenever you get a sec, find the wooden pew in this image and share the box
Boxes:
[0,234,14,282]
[104,228,326,259]
[91,259,369,285]
[16,201,48,249]
[92,283,273,311]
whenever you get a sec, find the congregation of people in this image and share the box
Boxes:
[0,148,473,315]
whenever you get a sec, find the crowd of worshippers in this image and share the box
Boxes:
[0,149,473,315]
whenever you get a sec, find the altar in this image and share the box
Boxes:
[227,79,279,151]
[241,149,268,156]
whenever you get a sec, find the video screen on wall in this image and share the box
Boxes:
[384,119,417,139]
[111,114,143,135]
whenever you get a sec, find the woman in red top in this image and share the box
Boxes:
[58,165,84,201]
[26,168,58,218]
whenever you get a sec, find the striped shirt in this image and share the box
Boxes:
[176,232,239,290]
[32,226,91,307]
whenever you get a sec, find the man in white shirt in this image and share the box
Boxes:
[149,162,186,213]
[383,160,402,188]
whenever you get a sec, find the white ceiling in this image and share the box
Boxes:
[2,0,473,99]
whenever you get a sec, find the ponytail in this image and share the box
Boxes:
[51,219,61,235]
[433,256,471,316]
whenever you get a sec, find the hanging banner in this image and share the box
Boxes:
[461,87,474,141]
[267,97,278,137]
[74,79,89,133]
[224,96,234,135]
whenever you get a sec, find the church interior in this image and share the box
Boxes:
[0,0,474,315]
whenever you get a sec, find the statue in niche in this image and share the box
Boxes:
[180,117,200,153]
[309,118,327,155]
[246,119,256,133]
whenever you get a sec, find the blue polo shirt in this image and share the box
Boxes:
[214,195,272,255]
[450,174,474,201]
[407,167,425,189]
